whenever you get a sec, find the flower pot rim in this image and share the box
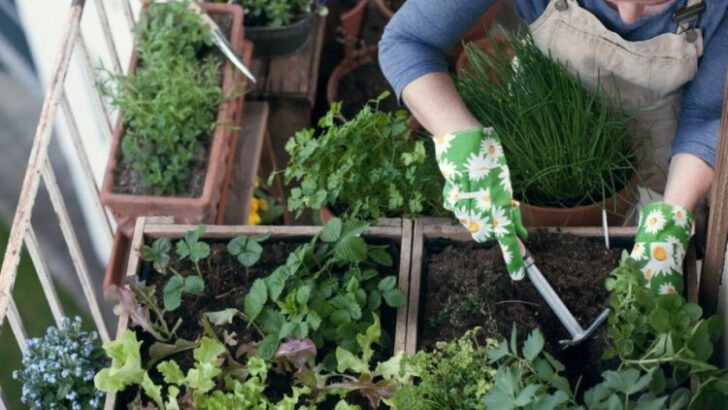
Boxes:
[326,45,379,106]
[244,13,314,32]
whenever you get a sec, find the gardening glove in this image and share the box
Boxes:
[629,202,693,296]
[433,127,527,280]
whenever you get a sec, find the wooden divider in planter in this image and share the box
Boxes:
[104,216,414,409]
[100,3,250,236]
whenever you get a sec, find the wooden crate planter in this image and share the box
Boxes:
[405,218,642,355]
[104,217,413,409]
[100,3,250,236]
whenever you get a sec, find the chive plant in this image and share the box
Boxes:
[456,32,638,208]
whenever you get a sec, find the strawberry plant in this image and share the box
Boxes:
[243,218,405,364]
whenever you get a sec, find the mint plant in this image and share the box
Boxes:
[233,0,327,27]
[277,93,444,221]
[99,0,225,195]
[12,317,105,410]
[242,218,405,363]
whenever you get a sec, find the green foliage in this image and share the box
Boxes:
[391,328,500,410]
[278,93,444,221]
[143,237,171,274]
[227,233,271,267]
[481,327,579,410]
[428,280,494,331]
[245,218,405,362]
[12,317,105,409]
[163,273,205,311]
[240,0,322,27]
[99,0,224,195]
[456,31,637,207]
[94,329,145,393]
[604,252,727,409]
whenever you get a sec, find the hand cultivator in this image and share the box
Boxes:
[520,240,610,348]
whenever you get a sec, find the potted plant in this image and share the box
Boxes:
[277,93,445,223]
[99,1,248,236]
[233,0,328,58]
[456,32,639,226]
[339,0,369,57]
[98,217,411,408]
[12,317,106,410]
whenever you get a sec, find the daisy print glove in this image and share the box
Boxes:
[433,127,527,280]
[630,202,693,296]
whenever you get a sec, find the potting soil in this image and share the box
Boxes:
[337,60,399,119]
[420,230,625,388]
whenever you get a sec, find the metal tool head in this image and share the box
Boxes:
[558,308,611,349]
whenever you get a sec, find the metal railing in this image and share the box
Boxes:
[0,0,136,407]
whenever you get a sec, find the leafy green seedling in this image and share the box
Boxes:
[163,273,205,312]
[227,232,271,282]
[143,237,172,274]
[176,225,210,277]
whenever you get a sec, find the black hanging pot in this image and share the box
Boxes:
[245,15,314,58]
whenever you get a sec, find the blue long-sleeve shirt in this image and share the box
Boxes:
[379,0,728,168]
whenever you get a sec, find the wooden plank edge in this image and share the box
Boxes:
[394,218,413,354]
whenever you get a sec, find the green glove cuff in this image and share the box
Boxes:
[631,202,693,296]
[434,127,525,280]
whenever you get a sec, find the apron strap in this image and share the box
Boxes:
[673,0,705,42]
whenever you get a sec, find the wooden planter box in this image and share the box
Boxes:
[405,218,699,354]
[100,3,250,236]
[104,216,413,409]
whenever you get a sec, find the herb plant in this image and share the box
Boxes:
[278,93,444,221]
[391,328,499,409]
[242,218,405,364]
[99,0,225,195]
[12,317,105,410]
[456,31,637,207]
[230,0,327,27]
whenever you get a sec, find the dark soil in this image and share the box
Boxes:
[419,230,627,389]
[336,58,399,119]
[122,236,400,409]
[114,14,233,198]
[385,0,406,12]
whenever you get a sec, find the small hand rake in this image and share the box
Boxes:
[519,241,611,348]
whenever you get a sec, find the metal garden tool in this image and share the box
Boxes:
[174,0,257,83]
[520,240,611,348]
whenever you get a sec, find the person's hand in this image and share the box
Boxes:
[433,127,527,280]
[629,202,693,295]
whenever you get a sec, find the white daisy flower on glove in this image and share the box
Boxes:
[468,213,492,242]
[476,189,492,212]
[659,283,677,295]
[480,137,503,161]
[500,243,513,265]
[665,235,686,262]
[644,209,666,234]
[433,133,456,158]
[438,159,460,181]
[630,242,646,261]
[490,206,511,237]
[446,185,461,207]
[672,206,690,228]
[467,153,494,181]
[648,242,676,276]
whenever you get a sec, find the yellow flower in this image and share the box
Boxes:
[259,198,269,211]
[248,198,262,225]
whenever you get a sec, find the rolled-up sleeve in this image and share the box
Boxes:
[378,0,495,99]
[671,13,728,169]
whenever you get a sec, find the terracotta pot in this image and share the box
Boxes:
[520,177,639,227]
[100,3,247,236]
[455,36,512,77]
[340,0,369,57]
[326,45,379,106]
[373,0,396,19]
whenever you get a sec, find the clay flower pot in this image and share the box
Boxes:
[520,176,639,227]
[100,3,248,236]
[326,45,380,106]
[340,0,369,57]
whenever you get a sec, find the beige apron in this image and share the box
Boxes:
[529,0,704,193]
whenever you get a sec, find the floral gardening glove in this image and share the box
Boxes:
[630,202,693,296]
[433,127,527,280]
